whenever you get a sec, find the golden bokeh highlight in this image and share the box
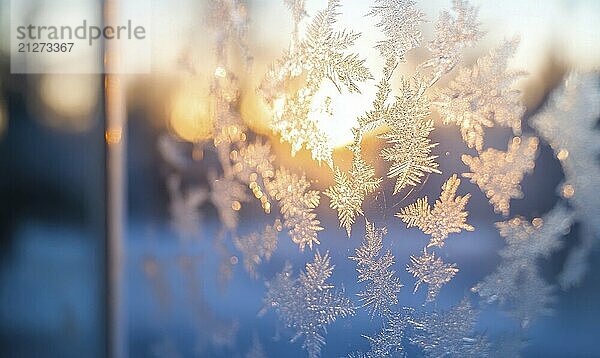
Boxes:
[168,88,214,143]
[557,149,569,161]
[38,74,99,132]
[230,144,274,214]
[239,87,276,137]
[105,127,123,145]
[561,183,575,198]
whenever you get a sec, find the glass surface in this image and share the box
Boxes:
[1,1,599,357]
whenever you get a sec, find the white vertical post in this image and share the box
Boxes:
[104,0,126,357]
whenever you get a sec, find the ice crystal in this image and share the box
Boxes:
[325,168,363,237]
[380,75,440,194]
[167,175,207,240]
[261,251,355,358]
[397,174,473,248]
[344,0,430,209]
[530,72,600,287]
[268,168,322,250]
[434,37,526,151]
[357,59,396,134]
[207,0,252,66]
[261,0,372,166]
[462,136,539,216]
[232,140,275,185]
[206,0,250,168]
[359,0,424,131]
[347,136,383,197]
[234,220,282,279]
[367,0,425,62]
[350,221,402,317]
[212,72,246,151]
[301,0,372,93]
[420,0,483,82]
[406,249,459,302]
[350,309,413,358]
[473,205,574,327]
[232,140,276,213]
[210,174,250,230]
[410,298,490,357]
[498,207,572,264]
[284,0,307,29]
[325,133,382,236]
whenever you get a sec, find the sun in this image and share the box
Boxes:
[313,81,377,149]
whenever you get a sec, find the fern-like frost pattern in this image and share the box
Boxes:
[473,205,574,327]
[462,136,539,216]
[350,221,403,317]
[530,72,600,287]
[261,251,355,358]
[268,168,322,251]
[434,38,525,151]
[397,174,473,248]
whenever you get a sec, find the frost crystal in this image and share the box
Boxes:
[351,309,413,358]
[380,75,440,194]
[410,298,490,357]
[207,0,252,67]
[260,0,372,166]
[210,174,250,231]
[267,168,322,250]
[284,0,307,29]
[232,140,276,214]
[167,175,207,240]
[357,59,396,134]
[530,72,600,287]
[350,221,402,317]
[434,38,526,151]
[473,205,574,327]
[498,208,572,262]
[234,220,282,278]
[406,249,459,302]
[206,0,250,167]
[325,133,381,236]
[359,0,424,131]
[462,136,539,216]
[367,0,425,62]
[324,168,363,237]
[261,251,355,358]
[420,0,483,82]
[397,174,473,248]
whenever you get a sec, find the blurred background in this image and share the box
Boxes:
[0,0,599,357]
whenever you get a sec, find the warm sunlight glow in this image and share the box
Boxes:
[314,81,376,148]
[169,90,213,143]
[0,100,6,138]
[38,74,98,131]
